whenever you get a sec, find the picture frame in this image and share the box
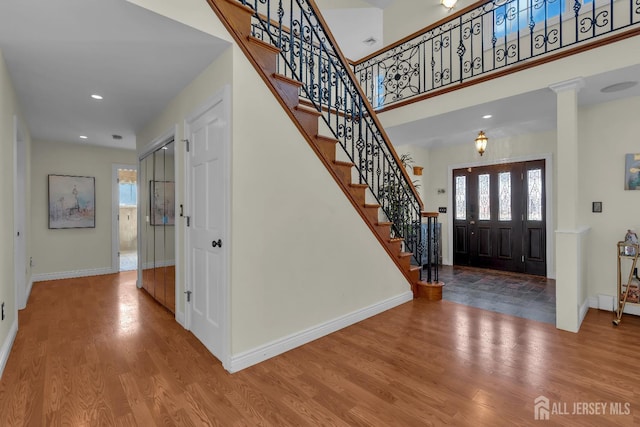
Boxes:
[48,174,96,229]
[624,153,640,190]
[150,180,175,225]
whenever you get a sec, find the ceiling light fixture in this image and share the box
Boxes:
[482,114,492,119]
[475,131,488,156]
[441,0,458,10]
[79,135,88,139]
[91,94,103,100]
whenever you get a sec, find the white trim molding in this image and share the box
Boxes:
[0,319,18,380]
[227,291,413,373]
[32,267,115,283]
[579,298,590,325]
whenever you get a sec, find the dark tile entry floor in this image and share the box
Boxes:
[438,265,556,325]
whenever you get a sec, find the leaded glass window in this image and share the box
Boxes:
[479,174,490,220]
[498,172,511,221]
[455,176,466,220]
[528,169,542,221]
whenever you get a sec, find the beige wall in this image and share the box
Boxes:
[578,96,640,301]
[228,45,409,355]
[0,49,31,362]
[30,140,136,277]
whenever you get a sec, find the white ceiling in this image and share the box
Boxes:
[0,0,229,150]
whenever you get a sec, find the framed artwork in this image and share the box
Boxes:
[48,174,96,229]
[625,154,640,190]
[150,180,175,225]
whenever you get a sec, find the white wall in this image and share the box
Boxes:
[31,140,136,279]
[578,96,640,301]
[0,49,31,376]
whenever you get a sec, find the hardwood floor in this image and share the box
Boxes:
[1,272,639,426]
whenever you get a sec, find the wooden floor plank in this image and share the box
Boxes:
[2,271,640,425]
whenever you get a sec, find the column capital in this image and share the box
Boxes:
[549,77,585,94]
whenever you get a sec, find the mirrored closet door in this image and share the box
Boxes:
[139,140,175,313]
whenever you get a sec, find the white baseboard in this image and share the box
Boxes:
[0,319,18,380]
[226,291,413,373]
[26,277,34,306]
[175,310,185,328]
[588,296,599,309]
[579,298,590,327]
[32,267,115,282]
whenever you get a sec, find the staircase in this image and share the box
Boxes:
[206,0,443,299]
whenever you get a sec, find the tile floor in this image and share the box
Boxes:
[119,250,138,272]
[438,265,556,324]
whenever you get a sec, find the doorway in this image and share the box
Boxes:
[453,160,547,276]
[112,164,138,272]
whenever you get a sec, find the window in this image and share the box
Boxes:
[499,172,512,221]
[493,0,570,39]
[528,169,542,221]
[455,176,467,220]
[479,174,491,220]
[119,182,137,207]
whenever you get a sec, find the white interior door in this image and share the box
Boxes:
[14,116,27,310]
[186,91,229,364]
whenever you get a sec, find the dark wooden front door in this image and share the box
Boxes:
[453,160,546,276]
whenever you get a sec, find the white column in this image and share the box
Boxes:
[550,77,587,333]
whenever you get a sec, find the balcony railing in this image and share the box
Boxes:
[354,0,640,109]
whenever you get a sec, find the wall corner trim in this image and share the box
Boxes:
[226,291,413,373]
[0,319,18,380]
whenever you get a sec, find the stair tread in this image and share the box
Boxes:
[316,135,338,143]
[272,73,303,88]
[364,203,381,208]
[399,252,413,258]
[377,222,393,226]
[334,160,354,167]
[389,237,404,242]
[247,36,281,54]
[295,105,322,117]
[410,266,422,272]
[349,183,368,189]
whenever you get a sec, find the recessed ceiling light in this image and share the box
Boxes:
[161,146,168,150]
[482,114,492,119]
[91,94,103,100]
[79,135,88,139]
[600,81,637,93]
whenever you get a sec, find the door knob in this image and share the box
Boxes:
[212,239,222,248]
[470,220,476,225]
